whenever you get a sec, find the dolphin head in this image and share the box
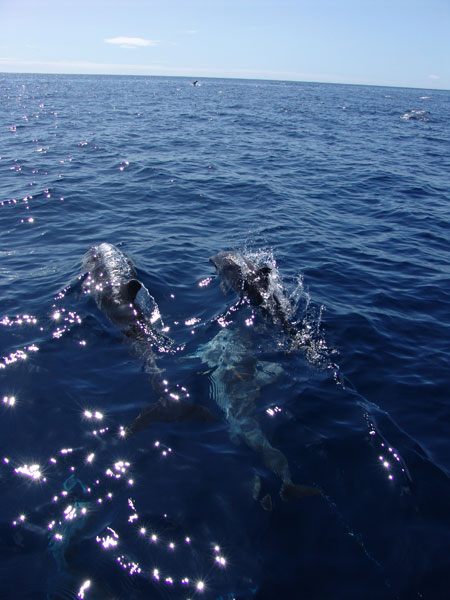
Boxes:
[210,251,272,306]
[210,251,244,291]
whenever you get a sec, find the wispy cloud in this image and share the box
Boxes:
[0,58,166,74]
[104,37,159,48]
[428,74,439,80]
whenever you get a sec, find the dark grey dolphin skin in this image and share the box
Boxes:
[210,250,272,304]
[82,243,216,433]
[210,250,299,338]
[83,242,149,334]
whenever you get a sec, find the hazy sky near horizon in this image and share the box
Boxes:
[0,0,449,89]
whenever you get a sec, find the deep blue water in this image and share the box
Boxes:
[1,73,449,600]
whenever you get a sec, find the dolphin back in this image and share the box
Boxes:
[82,243,166,337]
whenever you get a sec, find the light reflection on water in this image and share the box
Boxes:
[0,243,426,599]
[2,373,242,599]
[0,253,414,600]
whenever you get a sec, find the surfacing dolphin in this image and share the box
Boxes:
[82,243,216,432]
[210,250,300,341]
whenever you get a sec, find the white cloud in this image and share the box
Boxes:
[104,37,159,48]
[428,74,439,80]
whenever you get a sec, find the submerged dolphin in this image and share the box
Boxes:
[210,250,299,340]
[82,243,215,431]
[192,325,321,507]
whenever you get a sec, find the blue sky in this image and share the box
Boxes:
[0,0,449,89]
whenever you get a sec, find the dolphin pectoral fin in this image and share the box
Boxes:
[125,279,142,303]
[128,399,218,435]
[280,482,323,501]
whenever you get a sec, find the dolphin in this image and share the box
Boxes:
[210,250,300,340]
[191,325,321,508]
[82,243,216,432]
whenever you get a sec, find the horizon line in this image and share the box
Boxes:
[1,69,448,92]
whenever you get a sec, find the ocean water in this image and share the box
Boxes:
[0,73,449,600]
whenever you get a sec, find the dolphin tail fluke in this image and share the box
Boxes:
[128,399,218,436]
[280,481,323,501]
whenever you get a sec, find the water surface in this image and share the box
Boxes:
[1,73,449,599]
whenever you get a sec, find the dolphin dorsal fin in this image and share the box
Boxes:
[125,279,142,303]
